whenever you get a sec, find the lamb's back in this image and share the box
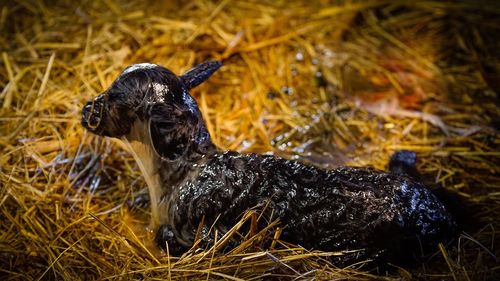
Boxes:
[169,151,455,257]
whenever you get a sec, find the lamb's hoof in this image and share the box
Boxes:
[156,224,188,256]
[389,150,419,180]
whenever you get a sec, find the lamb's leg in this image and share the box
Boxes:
[195,225,237,252]
[155,224,189,256]
[388,150,420,180]
[156,223,237,256]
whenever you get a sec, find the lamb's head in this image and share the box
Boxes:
[82,61,221,160]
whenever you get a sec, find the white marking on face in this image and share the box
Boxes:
[122,63,158,75]
[151,82,169,103]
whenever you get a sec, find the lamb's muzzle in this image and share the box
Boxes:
[81,60,457,266]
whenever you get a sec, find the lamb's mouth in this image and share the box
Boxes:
[82,95,106,132]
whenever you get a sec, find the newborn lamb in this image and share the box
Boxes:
[81,61,456,265]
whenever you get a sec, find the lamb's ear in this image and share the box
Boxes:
[148,103,193,160]
[180,61,222,90]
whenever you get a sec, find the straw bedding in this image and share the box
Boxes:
[0,0,499,280]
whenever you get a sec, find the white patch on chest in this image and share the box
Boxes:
[117,121,168,230]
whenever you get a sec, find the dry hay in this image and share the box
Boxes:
[0,0,499,280]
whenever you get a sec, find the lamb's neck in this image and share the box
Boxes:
[158,155,206,187]
[119,137,165,228]
[154,148,215,227]
[121,120,216,229]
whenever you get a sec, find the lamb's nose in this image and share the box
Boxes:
[81,98,104,131]
[81,101,92,128]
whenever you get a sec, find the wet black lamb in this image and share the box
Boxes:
[81,60,456,265]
